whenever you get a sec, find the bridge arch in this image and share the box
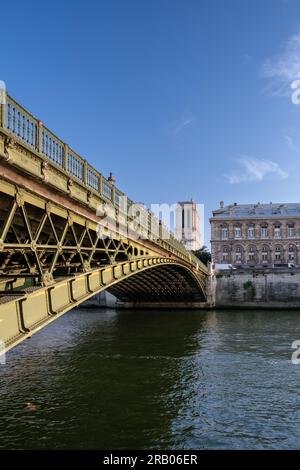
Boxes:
[0,257,206,353]
[108,262,206,303]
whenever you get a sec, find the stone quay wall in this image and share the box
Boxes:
[212,268,300,309]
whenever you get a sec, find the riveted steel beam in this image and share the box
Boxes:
[0,257,206,353]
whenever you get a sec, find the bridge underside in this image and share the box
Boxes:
[0,179,149,284]
[0,259,207,354]
[108,264,206,302]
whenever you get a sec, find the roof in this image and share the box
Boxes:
[211,203,300,220]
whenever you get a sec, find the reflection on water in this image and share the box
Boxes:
[0,308,300,449]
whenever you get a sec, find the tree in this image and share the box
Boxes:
[192,245,211,266]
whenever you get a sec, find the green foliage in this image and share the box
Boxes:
[243,280,256,298]
[243,280,253,290]
[192,245,212,266]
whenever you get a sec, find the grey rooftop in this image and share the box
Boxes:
[211,203,300,219]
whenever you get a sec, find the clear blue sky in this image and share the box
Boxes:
[3,0,300,244]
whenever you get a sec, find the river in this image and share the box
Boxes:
[0,307,299,449]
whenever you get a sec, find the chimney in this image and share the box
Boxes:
[220,201,224,208]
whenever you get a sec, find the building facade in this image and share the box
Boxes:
[210,202,300,267]
[175,200,202,251]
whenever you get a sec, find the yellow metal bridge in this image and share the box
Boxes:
[0,93,208,353]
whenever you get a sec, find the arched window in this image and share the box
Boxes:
[235,245,243,262]
[248,245,256,262]
[288,244,296,261]
[261,245,270,263]
[275,245,283,261]
[222,245,229,262]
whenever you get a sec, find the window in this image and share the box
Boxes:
[221,228,228,239]
[261,227,268,238]
[262,250,268,262]
[275,246,282,261]
[185,208,191,229]
[248,227,255,238]
[222,246,229,261]
[115,192,121,207]
[288,246,295,260]
[103,182,112,200]
[235,227,242,238]
[235,246,242,261]
[288,226,295,238]
[248,247,255,261]
[274,227,281,239]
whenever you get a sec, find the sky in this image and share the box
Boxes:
[3,0,300,245]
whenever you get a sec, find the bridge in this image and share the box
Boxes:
[0,93,208,353]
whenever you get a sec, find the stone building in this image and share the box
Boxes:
[210,202,300,268]
[175,200,202,251]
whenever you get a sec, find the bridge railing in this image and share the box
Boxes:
[0,94,206,272]
[5,95,39,150]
